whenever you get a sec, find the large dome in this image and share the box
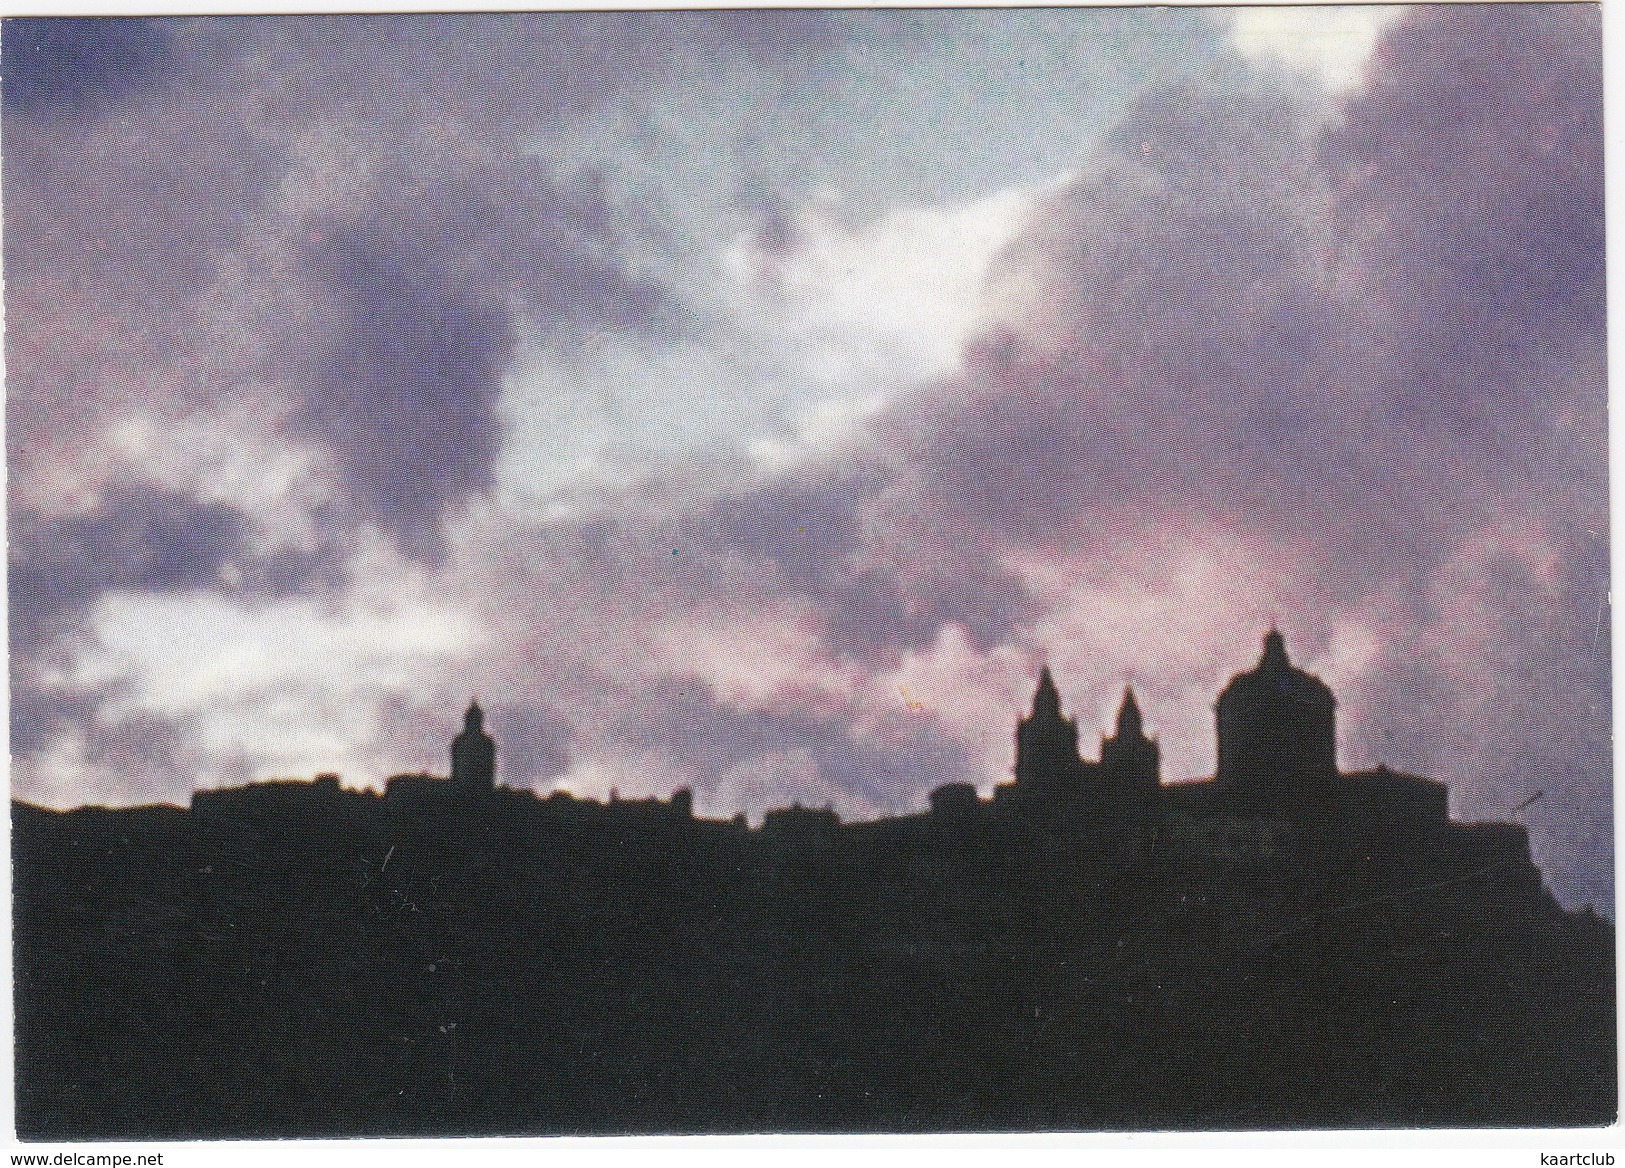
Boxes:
[1215,630,1337,796]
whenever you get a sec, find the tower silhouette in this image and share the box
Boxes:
[451,700,496,794]
[1099,687,1160,813]
[1013,667,1085,796]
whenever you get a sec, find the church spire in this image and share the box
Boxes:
[1115,686,1144,739]
[1100,684,1160,808]
[1033,667,1061,721]
[1014,666,1083,792]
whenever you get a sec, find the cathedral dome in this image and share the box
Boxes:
[1218,630,1334,709]
[1215,630,1337,796]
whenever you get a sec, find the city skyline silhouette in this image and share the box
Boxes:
[13,626,1615,1138]
[4,6,1610,1146]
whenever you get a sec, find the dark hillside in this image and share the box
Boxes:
[13,791,1614,1139]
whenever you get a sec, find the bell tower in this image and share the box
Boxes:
[1100,686,1160,807]
[451,700,496,794]
[1014,668,1086,793]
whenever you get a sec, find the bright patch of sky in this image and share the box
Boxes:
[67,590,474,714]
[731,181,1050,471]
[1230,6,1408,93]
[496,176,1050,503]
[57,581,481,783]
[493,9,1228,511]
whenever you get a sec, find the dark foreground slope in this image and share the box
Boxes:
[13,795,1616,1139]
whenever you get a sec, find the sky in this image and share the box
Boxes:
[3,7,1610,911]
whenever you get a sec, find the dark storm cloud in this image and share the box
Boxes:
[486,702,575,788]
[820,561,1025,662]
[634,9,854,61]
[299,233,509,554]
[2,23,281,312]
[490,708,575,789]
[10,481,350,655]
[293,165,671,556]
[897,67,1349,549]
[8,688,97,760]
[10,487,247,654]
[1323,3,1604,449]
[879,4,1602,579]
[4,14,700,565]
[1,17,174,117]
[6,482,346,788]
[707,469,874,590]
[697,465,1029,659]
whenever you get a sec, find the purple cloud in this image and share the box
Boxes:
[1325,4,1604,448]
[2,9,1609,914]
[2,17,175,118]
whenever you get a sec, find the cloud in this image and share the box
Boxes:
[11,485,250,654]
[1323,4,1605,453]
[5,15,685,564]
[483,701,575,789]
[287,161,675,557]
[10,705,197,811]
[3,10,1608,913]
[1,17,175,117]
[1229,7,1405,93]
[697,464,1032,660]
[888,71,1346,551]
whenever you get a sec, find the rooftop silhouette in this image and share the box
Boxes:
[12,629,1615,1138]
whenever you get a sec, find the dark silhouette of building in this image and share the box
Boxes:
[1098,687,1159,820]
[10,626,1615,1140]
[762,803,842,843]
[1011,666,1085,795]
[997,674,1161,831]
[968,631,1457,852]
[451,699,496,794]
[929,781,981,820]
[1216,628,1337,804]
